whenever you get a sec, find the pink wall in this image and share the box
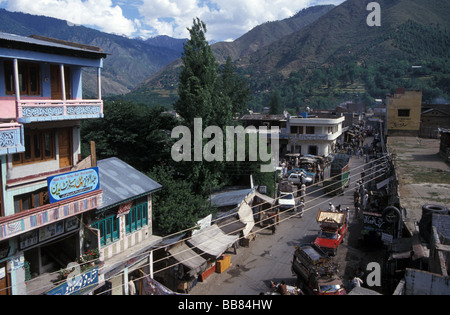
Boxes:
[0,96,52,119]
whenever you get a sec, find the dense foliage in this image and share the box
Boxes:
[82,19,274,236]
[247,21,450,111]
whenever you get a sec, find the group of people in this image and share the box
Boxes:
[328,202,349,214]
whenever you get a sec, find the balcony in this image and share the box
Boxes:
[17,99,104,123]
[0,190,102,242]
[0,122,25,155]
[289,133,339,141]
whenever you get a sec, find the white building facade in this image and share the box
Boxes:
[285,115,345,157]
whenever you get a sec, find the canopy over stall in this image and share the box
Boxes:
[168,242,207,277]
[188,225,239,258]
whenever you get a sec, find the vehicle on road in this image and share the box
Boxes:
[323,154,350,195]
[278,192,296,211]
[314,210,349,256]
[287,172,313,187]
[291,244,346,295]
[286,167,315,178]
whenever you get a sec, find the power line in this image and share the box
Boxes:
[90,154,392,295]
[3,152,392,295]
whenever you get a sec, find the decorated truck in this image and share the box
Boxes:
[314,210,349,256]
[291,244,346,295]
[323,154,350,196]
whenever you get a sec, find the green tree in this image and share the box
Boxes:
[269,89,283,114]
[218,57,251,118]
[81,101,178,172]
[175,18,222,128]
[172,18,231,196]
[148,166,213,236]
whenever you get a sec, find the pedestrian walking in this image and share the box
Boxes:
[297,197,304,218]
[269,215,276,235]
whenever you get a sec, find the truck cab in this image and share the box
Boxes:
[292,244,346,295]
[314,210,348,256]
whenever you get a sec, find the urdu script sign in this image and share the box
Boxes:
[47,167,100,203]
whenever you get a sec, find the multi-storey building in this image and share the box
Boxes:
[285,113,345,157]
[0,32,108,295]
[386,89,422,136]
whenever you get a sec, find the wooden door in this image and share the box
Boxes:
[59,128,72,168]
[0,262,9,295]
[51,65,71,100]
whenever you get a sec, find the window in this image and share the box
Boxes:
[125,200,149,234]
[308,145,318,156]
[306,126,315,134]
[290,126,303,134]
[12,129,54,166]
[398,109,410,117]
[4,61,41,96]
[92,216,120,246]
[13,188,49,213]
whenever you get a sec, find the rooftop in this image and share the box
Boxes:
[0,31,108,59]
[97,157,162,211]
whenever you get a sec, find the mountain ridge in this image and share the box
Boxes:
[132,0,450,108]
[129,4,336,106]
[0,8,186,96]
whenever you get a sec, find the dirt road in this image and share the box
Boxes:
[387,136,450,232]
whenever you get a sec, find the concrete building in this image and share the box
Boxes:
[284,113,345,157]
[0,32,163,295]
[0,32,107,295]
[386,89,422,136]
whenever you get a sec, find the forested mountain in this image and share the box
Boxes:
[1,0,448,110]
[131,0,450,110]
[125,4,335,106]
[0,8,186,96]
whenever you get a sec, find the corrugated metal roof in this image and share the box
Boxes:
[97,157,162,210]
[210,188,254,208]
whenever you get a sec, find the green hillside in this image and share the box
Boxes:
[0,9,184,97]
[129,0,450,110]
[123,4,335,107]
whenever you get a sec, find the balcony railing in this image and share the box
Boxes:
[0,122,25,155]
[0,190,103,242]
[17,99,104,123]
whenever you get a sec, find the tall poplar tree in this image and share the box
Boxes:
[173,18,230,196]
[175,18,230,128]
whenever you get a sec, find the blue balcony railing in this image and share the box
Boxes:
[0,122,25,156]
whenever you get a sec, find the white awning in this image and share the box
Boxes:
[239,203,255,238]
[188,225,239,258]
[168,242,207,276]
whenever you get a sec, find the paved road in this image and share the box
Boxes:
[190,154,367,295]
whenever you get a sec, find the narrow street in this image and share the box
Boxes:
[190,152,370,295]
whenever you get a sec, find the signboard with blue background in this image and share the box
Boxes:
[47,167,100,204]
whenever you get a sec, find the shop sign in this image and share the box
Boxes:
[117,201,133,218]
[47,167,100,203]
[47,267,99,295]
[7,256,24,272]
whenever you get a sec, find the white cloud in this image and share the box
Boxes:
[4,0,137,37]
[136,0,338,41]
[1,0,345,41]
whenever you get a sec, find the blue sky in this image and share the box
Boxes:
[0,0,345,42]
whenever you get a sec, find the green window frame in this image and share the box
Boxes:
[92,215,120,246]
[125,202,148,234]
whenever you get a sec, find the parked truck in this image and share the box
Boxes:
[314,210,349,256]
[323,154,350,195]
[291,244,346,295]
